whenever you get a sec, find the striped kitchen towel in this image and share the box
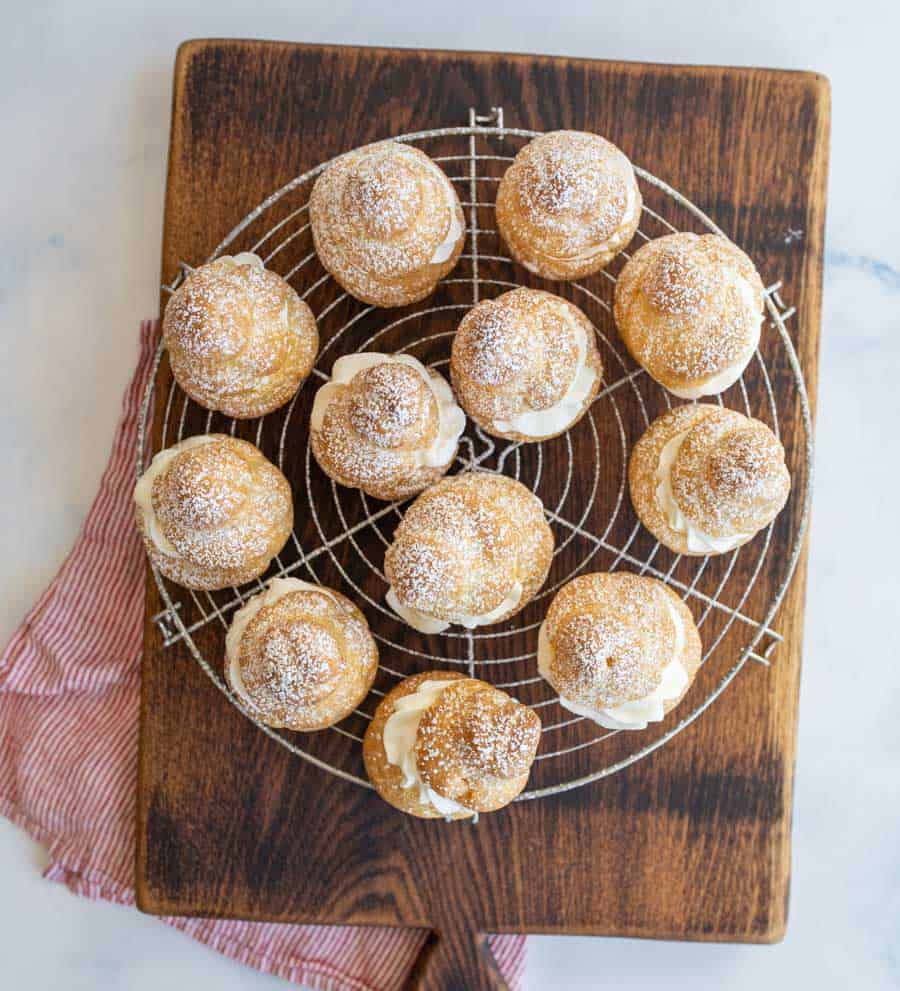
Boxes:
[0,320,526,991]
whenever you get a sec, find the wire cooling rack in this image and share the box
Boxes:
[136,108,812,802]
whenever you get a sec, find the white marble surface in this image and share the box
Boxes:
[1,2,898,988]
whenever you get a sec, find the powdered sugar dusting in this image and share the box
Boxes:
[614,232,765,387]
[163,255,318,418]
[645,238,721,315]
[451,288,601,437]
[250,620,341,706]
[347,363,434,448]
[345,157,423,239]
[670,410,791,536]
[412,678,541,809]
[496,130,641,275]
[384,473,553,623]
[136,435,292,589]
[233,587,378,730]
[310,355,464,501]
[543,574,679,707]
[453,301,531,387]
[309,141,464,305]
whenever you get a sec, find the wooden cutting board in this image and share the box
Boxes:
[136,40,829,990]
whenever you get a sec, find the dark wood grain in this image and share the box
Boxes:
[136,40,830,990]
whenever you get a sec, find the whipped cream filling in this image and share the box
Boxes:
[493,313,598,437]
[133,435,216,556]
[667,273,763,399]
[311,352,466,468]
[654,430,752,553]
[386,582,522,635]
[218,251,264,269]
[225,578,340,706]
[538,599,689,731]
[383,679,477,818]
[426,163,463,265]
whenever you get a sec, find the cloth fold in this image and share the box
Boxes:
[0,320,525,991]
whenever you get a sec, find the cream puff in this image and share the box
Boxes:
[310,352,466,501]
[134,434,293,590]
[363,671,541,819]
[384,473,554,634]
[450,288,603,441]
[309,141,465,307]
[538,572,702,731]
[613,233,765,398]
[162,252,319,418]
[225,578,378,731]
[496,130,641,280]
[628,405,791,556]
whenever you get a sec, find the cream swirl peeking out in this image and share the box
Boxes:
[614,232,765,399]
[381,679,477,817]
[134,435,214,556]
[133,434,293,591]
[310,352,466,502]
[427,161,464,264]
[653,432,752,554]
[385,582,523,635]
[363,671,542,819]
[538,573,702,732]
[384,473,554,634]
[450,288,603,442]
[309,140,465,308]
[628,404,791,557]
[225,577,378,732]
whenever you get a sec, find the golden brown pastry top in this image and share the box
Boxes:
[162,253,318,419]
[496,130,641,279]
[539,572,701,711]
[613,233,765,397]
[384,472,555,627]
[309,141,464,306]
[362,670,541,817]
[310,353,466,501]
[133,434,293,590]
[628,405,792,556]
[414,676,541,810]
[450,288,603,441]
[225,578,378,732]
[667,407,790,537]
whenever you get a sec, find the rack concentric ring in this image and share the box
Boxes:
[137,109,813,802]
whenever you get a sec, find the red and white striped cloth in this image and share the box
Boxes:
[0,321,526,991]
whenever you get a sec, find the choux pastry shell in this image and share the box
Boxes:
[496,130,641,280]
[310,352,466,501]
[162,252,318,418]
[225,578,378,731]
[133,434,293,590]
[538,572,702,731]
[628,404,791,556]
[384,473,555,634]
[363,671,541,818]
[614,233,765,398]
[309,141,465,307]
[450,288,603,441]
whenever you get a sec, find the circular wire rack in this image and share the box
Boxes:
[137,108,813,803]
